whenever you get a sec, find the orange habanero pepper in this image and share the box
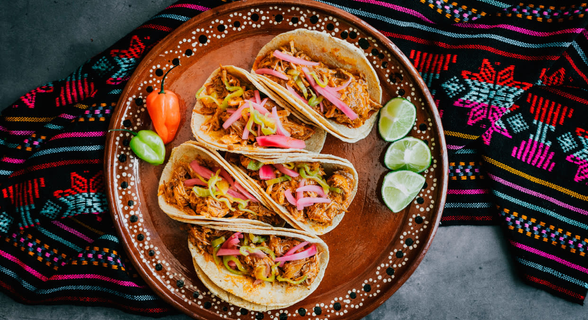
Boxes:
[146,64,181,144]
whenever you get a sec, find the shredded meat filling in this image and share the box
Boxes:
[226,154,354,226]
[194,66,316,145]
[158,156,283,226]
[188,225,321,286]
[256,41,382,128]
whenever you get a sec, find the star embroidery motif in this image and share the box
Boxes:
[443,59,532,145]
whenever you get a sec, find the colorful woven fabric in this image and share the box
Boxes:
[1,0,587,316]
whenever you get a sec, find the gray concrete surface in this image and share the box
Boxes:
[0,1,585,319]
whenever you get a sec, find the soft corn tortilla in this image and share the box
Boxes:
[158,141,296,228]
[187,223,329,311]
[225,152,359,235]
[252,29,382,143]
[191,65,327,155]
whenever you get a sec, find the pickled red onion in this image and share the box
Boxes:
[318,88,357,120]
[296,185,326,197]
[284,189,297,207]
[245,100,270,115]
[302,67,358,120]
[272,107,290,137]
[243,126,250,140]
[259,97,268,109]
[190,160,214,179]
[249,250,267,259]
[297,197,331,207]
[274,245,317,262]
[223,102,250,130]
[279,241,309,266]
[329,77,352,92]
[234,182,258,202]
[184,178,207,187]
[256,135,306,149]
[284,241,309,257]
[221,232,243,249]
[296,180,305,211]
[319,101,324,113]
[216,249,242,256]
[227,188,246,200]
[255,68,289,80]
[254,90,261,104]
[274,164,299,177]
[297,180,305,201]
[273,50,319,66]
[259,164,276,180]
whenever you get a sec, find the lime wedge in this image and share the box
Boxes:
[378,98,416,142]
[381,171,425,213]
[384,137,431,172]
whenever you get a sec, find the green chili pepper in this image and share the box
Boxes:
[267,175,292,186]
[109,129,165,165]
[329,186,343,194]
[208,170,222,200]
[247,233,267,244]
[254,265,275,282]
[238,246,256,256]
[213,247,222,266]
[255,246,276,260]
[249,109,276,136]
[247,160,264,171]
[223,255,247,275]
[237,203,257,216]
[232,197,250,208]
[287,69,300,77]
[295,78,308,99]
[282,163,295,169]
[212,236,225,265]
[311,72,328,88]
[218,196,237,212]
[196,86,220,106]
[192,186,212,197]
[299,167,330,194]
[220,80,244,110]
[212,236,226,248]
[308,91,324,107]
[277,274,308,285]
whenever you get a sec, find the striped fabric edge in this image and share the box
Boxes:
[509,242,588,303]
[0,277,173,314]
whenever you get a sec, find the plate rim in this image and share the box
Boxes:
[105,1,448,319]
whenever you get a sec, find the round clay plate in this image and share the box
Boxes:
[105,1,448,319]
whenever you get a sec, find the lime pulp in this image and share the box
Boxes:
[381,170,425,213]
[384,137,431,172]
[378,97,416,142]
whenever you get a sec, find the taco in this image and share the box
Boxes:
[187,223,329,311]
[192,65,327,155]
[252,29,383,143]
[224,152,358,235]
[158,141,290,227]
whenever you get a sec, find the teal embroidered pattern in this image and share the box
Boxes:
[507,113,529,134]
[40,172,107,219]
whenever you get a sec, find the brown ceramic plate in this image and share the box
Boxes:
[105,1,448,319]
